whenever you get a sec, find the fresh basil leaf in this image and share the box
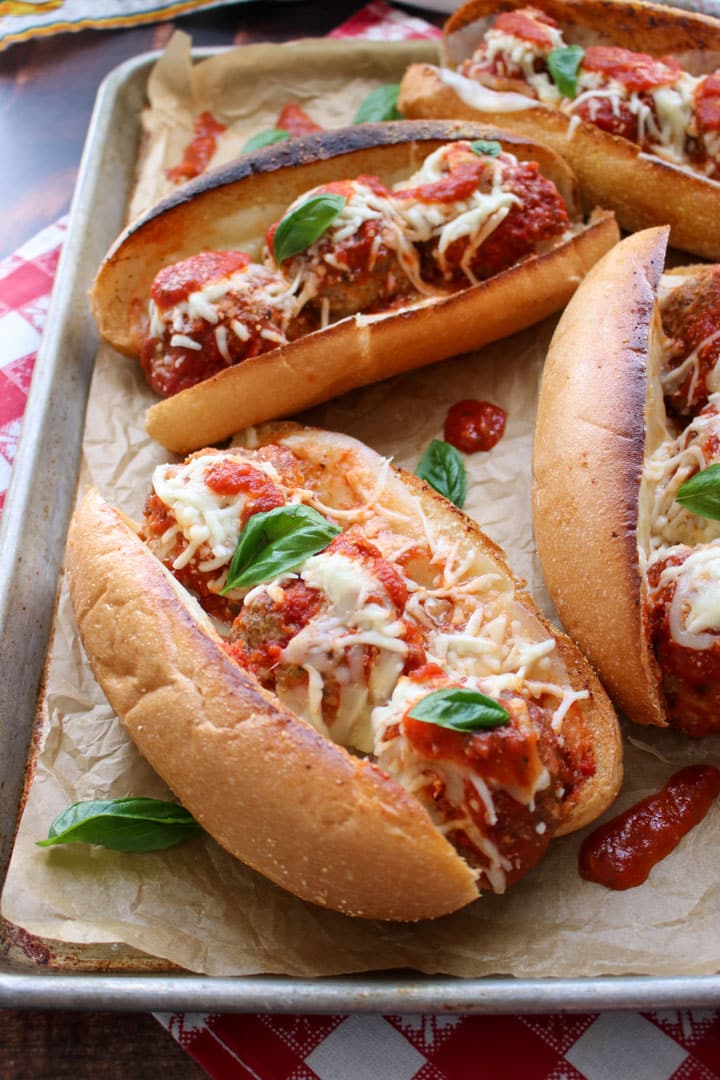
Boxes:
[222,504,341,592]
[470,139,502,158]
[676,463,720,520]
[273,193,347,263]
[409,688,510,732]
[242,128,290,153]
[37,798,201,853]
[547,45,585,98]
[354,84,402,124]
[416,439,467,509]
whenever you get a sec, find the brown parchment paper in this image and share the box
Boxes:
[2,35,720,978]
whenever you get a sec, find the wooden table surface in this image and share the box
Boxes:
[0,2,442,1075]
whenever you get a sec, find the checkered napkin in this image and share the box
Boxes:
[1,4,720,1078]
[153,1011,720,1079]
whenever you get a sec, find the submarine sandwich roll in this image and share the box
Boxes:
[399,0,720,258]
[66,424,622,918]
[534,226,720,736]
[90,120,617,453]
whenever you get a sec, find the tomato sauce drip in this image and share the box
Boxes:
[401,622,428,675]
[696,74,720,133]
[581,47,682,93]
[150,251,250,307]
[166,111,227,182]
[395,159,488,205]
[579,765,720,889]
[275,103,323,135]
[493,8,560,47]
[444,399,507,453]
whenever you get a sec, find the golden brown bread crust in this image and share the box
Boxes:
[66,425,622,917]
[398,0,720,258]
[532,227,670,728]
[90,119,618,453]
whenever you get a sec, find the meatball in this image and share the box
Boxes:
[373,669,594,892]
[264,177,425,325]
[647,542,720,736]
[393,141,570,287]
[661,266,720,416]
[140,250,307,396]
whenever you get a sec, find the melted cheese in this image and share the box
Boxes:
[251,550,409,752]
[393,146,521,284]
[150,451,283,578]
[483,27,562,78]
[150,438,590,880]
[463,24,703,168]
[371,676,550,894]
[654,542,720,649]
[151,264,301,349]
[661,328,720,404]
[274,180,429,298]
[438,68,541,113]
[645,396,720,550]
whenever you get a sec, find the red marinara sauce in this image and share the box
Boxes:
[696,74,720,133]
[203,459,285,525]
[580,47,682,93]
[493,8,560,47]
[395,159,487,205]
[150,251,250,308]
[166,111,227,182]
[579,765,720,890]
[276,103,323,136]
[444,399,507,453]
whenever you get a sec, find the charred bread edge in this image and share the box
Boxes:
[92,119,584,354]
[398,0,720,259]
[532,227,670,728]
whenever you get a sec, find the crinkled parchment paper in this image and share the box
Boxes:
[2,35,719,978]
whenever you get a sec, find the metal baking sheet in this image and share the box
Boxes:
[1,46,719,1013]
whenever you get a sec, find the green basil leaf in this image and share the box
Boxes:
[242,128,290,153]
[409,688,510,732]
[547,45,585,98]
[470,139,502,158]
[676,463,720,520]
[354,84,402,124]
[416,439,467,509]
[273,193,347,263]
[37,798,201,853]
[222,504,341,592]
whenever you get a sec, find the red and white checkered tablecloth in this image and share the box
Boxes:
[1,4,720,1078]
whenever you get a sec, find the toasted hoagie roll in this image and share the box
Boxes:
[399,0,720,259]
[90,120,617,454]
[533,226,720,736]
[66,424,622,919]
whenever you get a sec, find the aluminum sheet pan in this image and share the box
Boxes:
[1,46,719,1013]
